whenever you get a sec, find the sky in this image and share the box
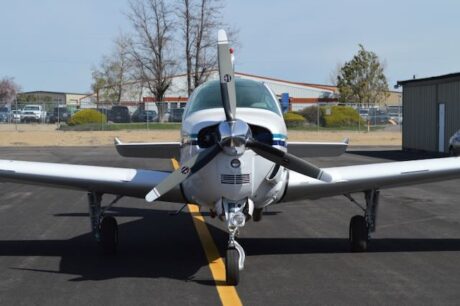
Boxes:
[1,0,459,93]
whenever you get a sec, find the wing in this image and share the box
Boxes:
[0,159,185,202]
[287,139,348,157]
[114,138,181,159]
[283,157,460,201]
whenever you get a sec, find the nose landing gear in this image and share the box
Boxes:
[217,198,251,285]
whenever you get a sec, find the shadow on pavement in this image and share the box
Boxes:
[2,206,460,283]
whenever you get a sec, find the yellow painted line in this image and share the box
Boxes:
[171,159,243,306]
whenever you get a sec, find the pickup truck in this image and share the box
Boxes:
[21,105,46,123]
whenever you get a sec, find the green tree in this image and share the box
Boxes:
[337,44,389,105]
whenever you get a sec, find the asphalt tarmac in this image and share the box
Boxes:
[1,146,460,305]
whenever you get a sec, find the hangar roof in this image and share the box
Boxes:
[397,72,460,86]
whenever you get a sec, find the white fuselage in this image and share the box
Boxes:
[179,108,289,209]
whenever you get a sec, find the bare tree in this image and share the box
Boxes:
[177,0,236,95]
[328,62,343,86]
[0,77,20,107]
[128,0,176,121]
[91,34,133,105]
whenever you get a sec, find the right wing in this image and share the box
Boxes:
[0,159,185,203]
[114,138,181,159]
[283,157,460,201]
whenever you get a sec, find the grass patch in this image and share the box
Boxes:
[59,122,181,131]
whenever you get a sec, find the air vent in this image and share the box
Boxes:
[221,174,250,185]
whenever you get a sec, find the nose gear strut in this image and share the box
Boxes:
[216,198,253,285]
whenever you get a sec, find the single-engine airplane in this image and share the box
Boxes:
[2,30,460,285]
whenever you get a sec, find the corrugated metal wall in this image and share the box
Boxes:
[403,85,437,152]
[439,81,460,152]
[403,77,460,153]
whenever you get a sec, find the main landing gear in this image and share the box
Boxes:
[88,192,123,255]
[217,198,251,285]
[346,189,380,252]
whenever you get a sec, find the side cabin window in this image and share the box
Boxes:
[184,79,281,117]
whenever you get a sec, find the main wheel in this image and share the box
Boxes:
[252,208,263,222]
[449,147,457,157]
[349,215,368,252]
[99,216,118,255]
[226,248,239,285]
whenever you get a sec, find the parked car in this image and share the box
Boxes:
[449,130,460,156]
[169,108,185,122]
[387,106,403,125]
[109,106,130,123]
[358,109,369,120]
[0,107,10,122]
[367,109,389,125]
[131,109,158,122]
[10,110,21,122]
[48,107,70,123]
[21,105,46,123]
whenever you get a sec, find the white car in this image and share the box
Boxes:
[449,130,460,156]
[21,105,46,122]
[11,110,21,122]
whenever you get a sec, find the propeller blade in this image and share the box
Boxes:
[217,29,237,122]
[145,144,222,202]
[246,139,332,182]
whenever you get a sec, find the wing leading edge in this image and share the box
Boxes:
[283,157,460,201]
[0,159,185,202]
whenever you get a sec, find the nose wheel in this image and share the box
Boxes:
[217,198,249,285]
[226,248,240,285]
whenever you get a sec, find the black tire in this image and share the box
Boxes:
[226,248,239,285]
[349,215,368,252]
[99,216,118,255]
[449,147,457,157]
[253,208,263,222]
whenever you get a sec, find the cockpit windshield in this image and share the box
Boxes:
[185,79,282,117]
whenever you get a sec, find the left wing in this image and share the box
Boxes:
[0,159,184,202]
[283,157,460,201]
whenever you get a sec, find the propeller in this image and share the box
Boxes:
[145,144,221,202]
[218,29,237,122]
[144,29,331,203]
[246,139,331,182]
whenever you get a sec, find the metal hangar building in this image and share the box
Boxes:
[397,72,460,154]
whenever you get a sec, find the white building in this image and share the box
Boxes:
[79,72,338,113]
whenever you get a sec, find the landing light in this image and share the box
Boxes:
[230,211,246,227]
[231,159,241,168]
